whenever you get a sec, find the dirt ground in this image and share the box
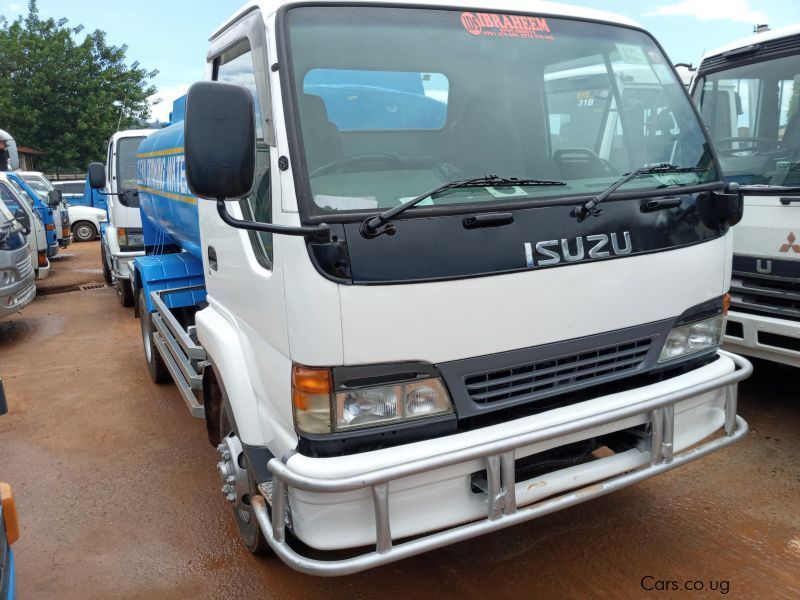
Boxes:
[37,240,106,295]
[0,241,798,599]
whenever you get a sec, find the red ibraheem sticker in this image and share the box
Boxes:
[460,12,555,40]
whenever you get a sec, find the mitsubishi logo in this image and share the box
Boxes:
[779,232,800,253]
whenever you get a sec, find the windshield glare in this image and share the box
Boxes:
[286,7,715,216]
[694,54,800,186]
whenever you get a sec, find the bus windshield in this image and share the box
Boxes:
[285,6,716,217]
[693,53,800,186]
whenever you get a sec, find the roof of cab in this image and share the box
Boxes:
[701,23,800,62]
[211,0,640,41]
[109,129,158,143]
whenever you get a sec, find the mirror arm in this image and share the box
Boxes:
[216,200,330,240]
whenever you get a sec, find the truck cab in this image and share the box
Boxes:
[5,173,60,258]
[128,0,749,574]
[691,24,800,368]
[17,172,71,250]
[0,173,50,279]
[0,197,35,320]
[97,130,156,304]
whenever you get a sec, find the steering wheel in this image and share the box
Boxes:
[716,136,778,156]
[310,153,405,178]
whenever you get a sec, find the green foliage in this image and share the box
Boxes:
[0,0,157,172]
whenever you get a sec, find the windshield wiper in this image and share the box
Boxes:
[360,174,566,237]
[573,163,708,222]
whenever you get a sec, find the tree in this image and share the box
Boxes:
[0,0,157,172]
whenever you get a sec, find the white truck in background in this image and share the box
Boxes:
[121,0,752,575]
[97,129,156,304]
[17,171,72,250]
[692,24,800,368]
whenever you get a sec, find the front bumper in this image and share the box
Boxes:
[253,351,751,576]
[47,242,59,258]
[724,310,800,368]
[0,278,36,318]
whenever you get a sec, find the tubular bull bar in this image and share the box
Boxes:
[252,352,752,576]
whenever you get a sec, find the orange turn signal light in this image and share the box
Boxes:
[722,293,731,315]
[0,482,19,545]
[46,223,55,231]
[291,365,331,410]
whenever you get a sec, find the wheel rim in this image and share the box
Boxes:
[217,429,253,524]
[77,225,92,240]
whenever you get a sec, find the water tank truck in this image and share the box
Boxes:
[101,0,753,576]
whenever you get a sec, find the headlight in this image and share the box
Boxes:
[98,214,108,222]
[292,364,454,434]
[335,378,452,431]
[659,314,724,363]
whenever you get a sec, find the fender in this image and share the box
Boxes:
[195,302,276,450]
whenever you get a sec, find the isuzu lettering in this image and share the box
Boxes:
[92,0,751,575]
[692,24,800,368]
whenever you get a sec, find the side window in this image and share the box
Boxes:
[214,41,272,267]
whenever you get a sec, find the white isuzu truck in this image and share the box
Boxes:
[98,129,156,305]
[121,0,750,575]
[692,24,800,368]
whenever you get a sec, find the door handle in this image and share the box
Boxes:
[208,246,218,271]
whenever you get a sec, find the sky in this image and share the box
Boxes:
[1,0,799,121]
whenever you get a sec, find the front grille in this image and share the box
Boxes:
[730,275,800,321]
[16,256,33,280]
[465,338,653,405]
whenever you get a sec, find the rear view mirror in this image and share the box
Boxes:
[47,190,61,207]
[88,162,107,190]
[184,81,255,200]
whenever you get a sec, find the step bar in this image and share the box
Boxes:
[149,287,207,419]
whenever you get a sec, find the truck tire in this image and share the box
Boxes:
[139,290,172,384]
[101,245,112,285]
[219,399,271,555]
[116,278,134,307]
[72,221,97,242]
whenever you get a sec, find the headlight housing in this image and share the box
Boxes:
[293,363,455,434]
[658,296,728,363]
[117,227,144,248]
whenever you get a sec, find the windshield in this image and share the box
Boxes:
[693,54,800,186]
[116,137,144,191]
[20,174,52,195]
[285,7,716,217]
[7,177,38,206]
[0,181,25,216]
[0,197,15,223]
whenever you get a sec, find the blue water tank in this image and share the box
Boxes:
[136,96,202,260]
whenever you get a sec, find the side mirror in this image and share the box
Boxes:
[47,190,61,208]
[88,162,107,190]
[14,208,30,233]
[698,182,744,229]
[184,81,255,200]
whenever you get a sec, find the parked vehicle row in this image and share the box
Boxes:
[82,0,767,577]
